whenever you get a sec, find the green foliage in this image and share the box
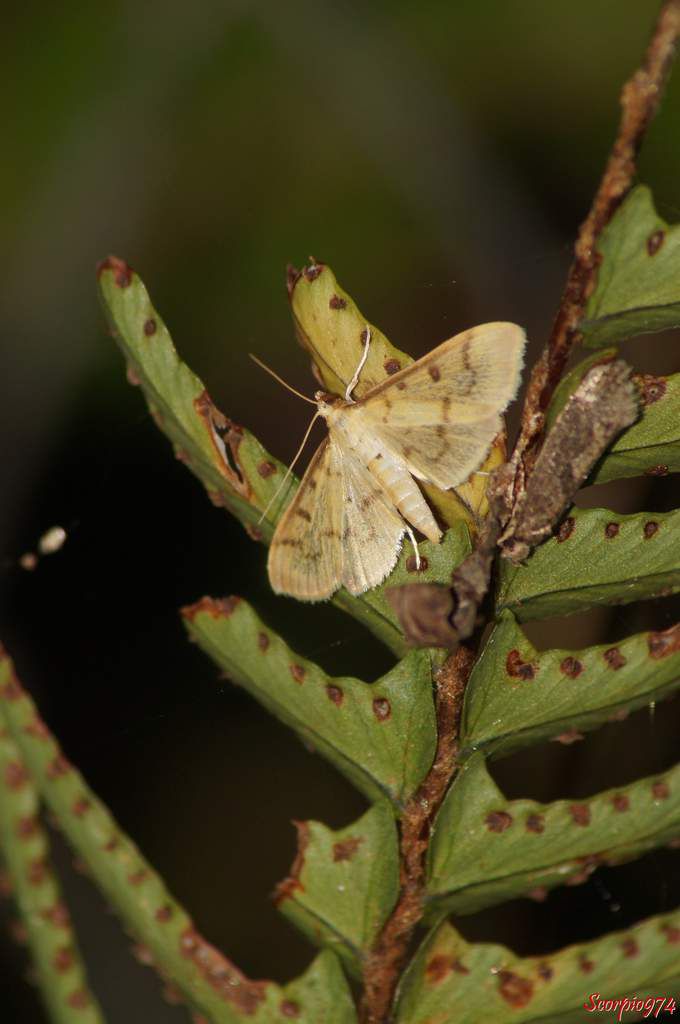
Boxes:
[6,176,680,1022]
[582,186,680,347]
[181,596,436,808]
[0,696,104,1024]
[98,257,472,657]
[0,655,356,1024]
[496,506,680,621]
[461,611,680,759]
[275,802,399,977]
[395,916,680,1024]
[426,751,680,915]
[92,217,680,1020]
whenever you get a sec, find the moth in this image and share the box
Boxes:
[267,322,526,600]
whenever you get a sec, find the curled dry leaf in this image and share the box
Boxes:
[498,360,639,562]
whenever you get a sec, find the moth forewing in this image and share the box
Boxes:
[353,322,526,491]
[267,439,344,601]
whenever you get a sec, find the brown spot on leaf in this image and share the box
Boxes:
[652,780,670,800]
[257,461,276,478]
[537,962,553,981]
[24,719,50,741]
[273,822,309,907]
[303,262,323,282]
[72,798,91,817]
[553,728,584,745]
[47,755,71,779]
[646,464,669,476]
[612,793,630,812]
[662,923,680,944]
[428,365,441,382]
[637,373,667,404]
[372,697,391,721]
[406,555,429,573]
[526,814,545,834]
[560,657,583,678]
[155,905,173,923]
[128,869,148,886]
[579,957,595,973]
[485,811,513,833]
[621,937,639,957]
[384,358,401,374]
[604,647,626,670]
[326,684,343,706]
[647,228,665,255]
[97,255,133,287]
[27,859,47,885]
[182,595,241,621]
[16,816,37,839]
[648,623,680,658]
[333,837,362,862]
[180,927,268,1011]
[42,903,70,928]
[506,650,536,680]
[644,520,659,539]
[2,677,21,701]
[553,729,585,745]
[280,1001,301,1018]
[53,946,75,973]
[290,664,305,684]
[257,632,270,652]
[143,318,157,337]
[5,762,27,790]
[604,522,620,539]
[425,955,453,984]
[67,989,91,1009]
[556,516,575,542]
[328,294,346,310]
[570,803,591,826]
[498,971,533,1008]
[285,264,301,296]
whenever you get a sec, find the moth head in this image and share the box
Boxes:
[314,390,343,416]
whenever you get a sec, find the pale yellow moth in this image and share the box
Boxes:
[267,322,526,600]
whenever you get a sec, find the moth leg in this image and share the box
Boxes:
[345,325,372,402]
[404,524,421,570]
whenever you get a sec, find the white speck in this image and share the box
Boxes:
[38,526,67,556]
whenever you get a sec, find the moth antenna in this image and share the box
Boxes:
[345,325,372,402]
[256,411,322,525]
[404,524,421,570]
[249,354,317,406]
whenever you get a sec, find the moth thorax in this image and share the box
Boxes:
[315,392,346,420]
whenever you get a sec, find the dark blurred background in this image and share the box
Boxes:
[2,2,680,1020]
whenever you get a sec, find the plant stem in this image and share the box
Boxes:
[358,645,475,1023]
[0,649,267,1024]
[0,680,105,1023]
[508,0,680,503]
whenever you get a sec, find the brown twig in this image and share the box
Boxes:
[359,645,476,1024]
[506,0,680,509]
